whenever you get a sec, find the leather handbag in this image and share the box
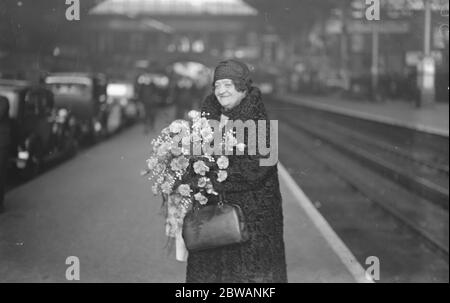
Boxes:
[182,195,249,252]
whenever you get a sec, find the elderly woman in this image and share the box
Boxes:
[185,60,287,283]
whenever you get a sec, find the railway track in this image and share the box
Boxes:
[269,98,449,260]
[275,101,449,209]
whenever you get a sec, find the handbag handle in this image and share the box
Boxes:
[191,191,226,212]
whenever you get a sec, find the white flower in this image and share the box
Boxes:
[161,127,170,135]
[193,160,209,176]
[182,148,190,155]
[224,133,238,151]
[205,183,218,195]
[236,143,246,152]
[181,135,191,146]
[169,122,182,133]
[193,117,210,133]
[170,158,182,171]
[216,156,229,169]
[154,163,165,174]
[146,157,158,170]
[176,156,189,170]
[194,192,208,205]
[161,182,172,194]
[188,110,200,120]
[178,184,192,197]
[157,143,171,156]
[217,170,228,182]
[198,177,208,188]
[171,146,182,156]
[200,126,213,141]
[169,120,189,134]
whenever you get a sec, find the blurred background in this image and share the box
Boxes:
[0,0,448,283]
[0,0,448,102]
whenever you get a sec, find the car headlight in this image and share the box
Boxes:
[58,108,68,117]
[18,150,29,160]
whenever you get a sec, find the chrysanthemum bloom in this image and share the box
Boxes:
[161,127,170,135]
[216,156,229,169]
[154,163,165,174]
[194,192,208,205]
[178,184,192,197]
[205,183,218,195]
[176,156,189,170]
[169,120,189,133]
[193,160,210,176]
[217,170,228,182]
[147,157,158,170]
[198,177,208,188]
[157,142,171,156]
[200,127,214,143]
[161,182,172,194]
[236,143,246,152]
[170,158,182,171]
[188,110,201,120]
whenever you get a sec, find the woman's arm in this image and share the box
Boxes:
[212,97,277,193]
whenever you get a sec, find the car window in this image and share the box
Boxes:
[0,88,20,119]
[48,83,91,97]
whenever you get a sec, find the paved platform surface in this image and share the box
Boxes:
[279,94,449,137]
[0,107,368,283]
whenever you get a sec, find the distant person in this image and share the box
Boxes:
[173,78,194,120]
[139,82,158,133]
[0,96,10,213]
[405,67,421,107]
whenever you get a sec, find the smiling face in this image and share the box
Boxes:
[214,79,246,110]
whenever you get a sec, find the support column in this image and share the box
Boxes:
[418,0,435,107]
[371,24,379,101]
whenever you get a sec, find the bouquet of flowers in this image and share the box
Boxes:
[142,110,242,260]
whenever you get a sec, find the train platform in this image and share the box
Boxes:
[0,107,371,283]
[278,94,449,137]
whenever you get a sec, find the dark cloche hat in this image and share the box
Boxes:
[213,59,251,85]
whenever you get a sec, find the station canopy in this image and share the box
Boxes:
[90,0,258,16]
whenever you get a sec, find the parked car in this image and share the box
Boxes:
[45,72,114,143]
[0,80,78,179]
